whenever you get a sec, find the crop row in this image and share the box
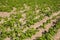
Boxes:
[35,18,60,40]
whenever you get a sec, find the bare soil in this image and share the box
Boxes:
[53,29,60,40]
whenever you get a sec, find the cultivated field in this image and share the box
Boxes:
[0,0,60,40]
